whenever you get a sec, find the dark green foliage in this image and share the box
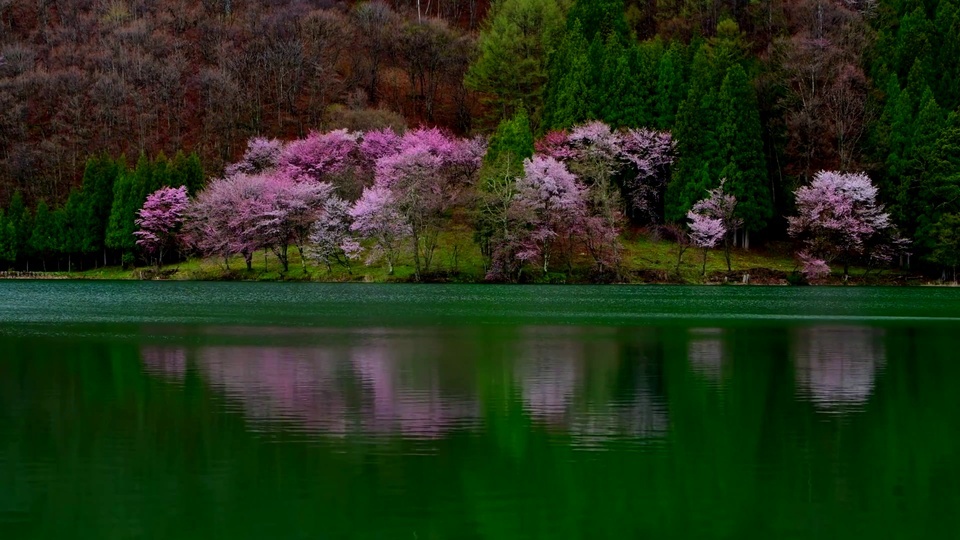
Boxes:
[171,152,205,195]
[485,109,535,167]
[465,0,567,131]
[930,213,960,279]
[79,155,122,256]
[654,42,686,129]
[544,22,592,130]
[29,201,58,265]
[106,168,137,253]
[5,192,32,263]
[717,64,771,232]
[665,48,722,222]
[0,211,15,264]
[565,0,629,42]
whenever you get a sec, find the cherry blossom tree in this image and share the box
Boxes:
[619,128,676,224]
[370,127,484,280]
[134,185,189,269]
[308,195,360,273]
[687,211,726,276]
[279,129,362,198]
[688,180,742,271]
[349,185,410,275]
[510,155,587,276]
[257,176,336,272]
[225,137,284,176]
[185,173,273,271]
[787,170,905,278]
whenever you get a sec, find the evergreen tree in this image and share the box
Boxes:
[564,0,629,42]
[544,22,592,129]
[915,112,960,255]
[484,109,535,167]
[106,168,137,254]
[59,189,86,271]
[29,200,58,271]
[79,154,121,262]
[464,0,567,130]
[716,64,771,238]
[655,42,686,129]
[0,210,15,265]
[6,191,31,266]
[665,47,722,222]
[171,151,205,195]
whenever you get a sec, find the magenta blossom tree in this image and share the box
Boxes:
[308,195,360,272]
[134,185,189,269]
[369,127,484,280]
[257,176,336,272]
[509,155,588,276]
[787,170,905,278]
[619,128,676,224]
[349,185,410,275]
[185,173,273,271]
[688,180,742,271]
[225,137,284,176]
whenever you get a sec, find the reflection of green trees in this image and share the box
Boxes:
[2,325,960,538]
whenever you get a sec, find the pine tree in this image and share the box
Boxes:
[544,22,592,130]
[665,47,722,222]
[59,189,86,271]
[655,43,686,129]
[6,191,31,267]
[106,167,136,254]
[716,64,771,240]
[29,200,57,271]
[0,210,16,265]
[79,154,121,262]
[464,0,567,131]
[564,0,629,42]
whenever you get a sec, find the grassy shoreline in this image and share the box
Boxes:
[0,231,923,286]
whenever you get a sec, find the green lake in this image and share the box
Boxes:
[2,282,960,539]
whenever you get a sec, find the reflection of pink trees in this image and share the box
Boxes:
[687,328,725,383]
[140,347,187,381]
[514,328,668,442]
[794,326,885,411]
[351,343,479,439]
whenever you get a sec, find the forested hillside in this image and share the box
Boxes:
[1,0,958,277]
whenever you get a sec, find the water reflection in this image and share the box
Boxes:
[687,327,725,383]
[140,327,670,444]
[140,347,187,381]
[794,325,885,412]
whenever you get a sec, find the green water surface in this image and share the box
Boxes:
[1,282,960,539]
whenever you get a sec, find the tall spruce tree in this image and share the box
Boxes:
[716,64,771,242]
[465,0,567,131]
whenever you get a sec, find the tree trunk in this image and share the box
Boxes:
[702,248,708,276]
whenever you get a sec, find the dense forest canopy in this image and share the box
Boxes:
[1,0,958,276]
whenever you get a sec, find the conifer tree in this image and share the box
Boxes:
[716,64,771,242]
[29,201,57,271]
[655,43,687,130]
[6,191,31,267]
[0,210,15,265]
[465,0,567,131]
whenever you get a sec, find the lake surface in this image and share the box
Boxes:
[2,282,960,539]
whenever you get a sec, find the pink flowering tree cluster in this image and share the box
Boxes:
[174,127,484,277]
[536,122,675,224]
[787,171,907,279]
[134,185,189,269]
[225,137,283,176]
[354,127,485,279]
[487,154,588,281]
[533,122,675,275]
[687,180,742,273]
